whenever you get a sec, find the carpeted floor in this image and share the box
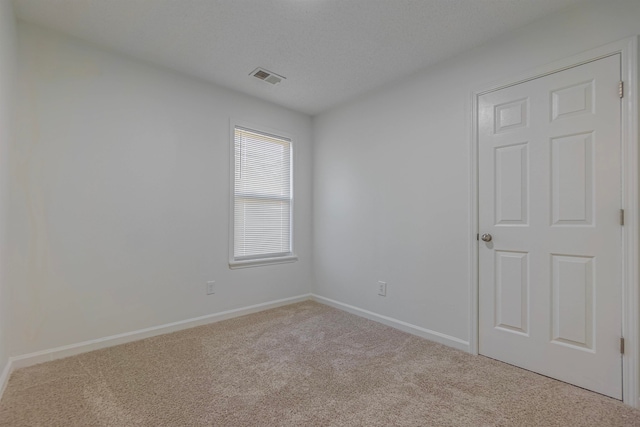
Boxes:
[0,301,638,426]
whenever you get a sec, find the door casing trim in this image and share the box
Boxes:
[469,36,639,407]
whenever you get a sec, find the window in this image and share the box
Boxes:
[229,123,296,268]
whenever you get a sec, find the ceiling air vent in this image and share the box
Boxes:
[250,67,285,85]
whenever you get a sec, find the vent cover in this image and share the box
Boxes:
[250,67,286,85]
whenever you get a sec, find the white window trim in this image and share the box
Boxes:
[228,119,298,269]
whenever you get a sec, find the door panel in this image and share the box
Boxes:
[494,250,529,335]
[551,254,594,350]
[478,54,622,399]
[551,132,593,225]
[495,143,528,225]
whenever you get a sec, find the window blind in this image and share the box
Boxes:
[234,126,292,260]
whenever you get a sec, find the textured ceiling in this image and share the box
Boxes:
[13,0,589,115]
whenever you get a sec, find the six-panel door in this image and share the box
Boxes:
[478,54,623,399]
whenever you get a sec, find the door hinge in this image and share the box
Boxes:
[620,337,625,354]
[619,81,624,98]
[477,233,479,241]
[621,209,625,226]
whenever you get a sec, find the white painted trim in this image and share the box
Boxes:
[1,293,312,395]
[473,39,634,97]
[0,359,11,401]
[469,90,480,356]
[229,255,298,269]
[620,36,639,409]
[311,294,470,352]
[470,36,639,407]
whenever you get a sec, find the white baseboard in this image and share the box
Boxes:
[311,294,470,352]
[0,292,470,402]
[0,358,11,400]
[1,293,312,396]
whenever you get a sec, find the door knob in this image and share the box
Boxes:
[481,233,492,242]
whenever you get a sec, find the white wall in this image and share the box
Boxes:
[7,0,639,365]
[0,0,17,370]
[313,0,640,345]
[10,23,313,356]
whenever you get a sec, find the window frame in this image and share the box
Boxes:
[228,119,297,269]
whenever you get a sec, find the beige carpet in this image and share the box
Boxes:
[0,301,638,426]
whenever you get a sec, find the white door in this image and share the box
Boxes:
[478,54,622,399]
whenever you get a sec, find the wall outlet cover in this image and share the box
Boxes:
[378,281,387,297]
[206,281,215,295]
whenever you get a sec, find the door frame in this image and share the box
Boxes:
[469,36,639,407]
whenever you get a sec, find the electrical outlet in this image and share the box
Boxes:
[206,281,215,295]
[378,281,387,297]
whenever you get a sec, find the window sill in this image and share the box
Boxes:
[229,254,298,269]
